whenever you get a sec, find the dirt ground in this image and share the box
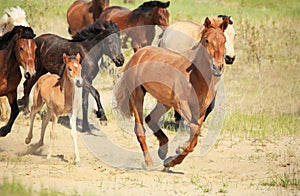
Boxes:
[0,107,299,195]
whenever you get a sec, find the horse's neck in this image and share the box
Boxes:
[92,0,109,21]
[60,70,75,96]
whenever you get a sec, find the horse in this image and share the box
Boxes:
[67,0,110,38]
[25,53,82,163]
[113,17,228,169]
[18,20,124,132]
[0,6,30,121]
[0,6,29,35]
[99,0,170,52]
[159,15,236,126]
[0,26,37,137]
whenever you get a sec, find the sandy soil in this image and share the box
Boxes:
[0,106,299,195]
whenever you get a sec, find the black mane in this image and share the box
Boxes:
[0,26,35,50]
[73,19,120,41]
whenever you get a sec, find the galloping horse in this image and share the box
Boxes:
[0,6,30,121]
[159,15,236,126]
[0,26,37,137]
[99,0,170,52]
[114,17,228,169]
[19,20,124,132]
[25,53,82,163]
[67,0,109,37]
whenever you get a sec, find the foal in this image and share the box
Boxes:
[25,53,82,163]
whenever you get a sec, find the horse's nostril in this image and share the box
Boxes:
[25,72,31,79]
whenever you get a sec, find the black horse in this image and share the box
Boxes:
[19,20,124,132]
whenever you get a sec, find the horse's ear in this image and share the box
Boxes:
[76,53,81,62]
[204,17,211,28]
[165,1,170,8]
[5,11,11,17]
[63,53,68,63]
[220,17,229,31]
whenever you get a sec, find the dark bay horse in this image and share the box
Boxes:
[114,17,228,169]
[19,20,124,132]
[99,0,170,52]
[0,26,37,137]
[67,0,109,38]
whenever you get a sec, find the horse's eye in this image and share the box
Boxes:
[68,68,72,71]
[205,39,209,44]
[20,47,24,51]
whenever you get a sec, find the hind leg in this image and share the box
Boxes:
[25,87,44,145]
[130,87,153,167]
[47,113,57,160]
[37,108,52,147]
[145,102,170,160]
[0,97,7,120]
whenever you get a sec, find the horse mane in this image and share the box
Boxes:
[73,19,119,41]
[130,1,170,21]
[0,26,35,49]
[218,15,233,25]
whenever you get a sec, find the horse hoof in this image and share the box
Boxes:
[163,156,175,168]
[0,127,10,137]
[99,120,108,126]
[162,167,170,172]
[25,137,31,144]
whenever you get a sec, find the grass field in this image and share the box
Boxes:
[0,0,299,194]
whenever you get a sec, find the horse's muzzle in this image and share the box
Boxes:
[211,63,223,77]
[113,54,125,67]
[225,55,236,65]
[24,71,35,79]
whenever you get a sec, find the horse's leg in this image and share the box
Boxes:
[19,68,47,113]
[0,97,7,120]
[164,116,204,169]
[81,80,107,124]
[174,110,182,128]
[47,113,58,159]
[0,92,19,137]
[69,112,80,163]
[25,97,44,145]
[131,87,153,167]
[81,83,91,132]
[38,108,52,147]
[145,102,170,160]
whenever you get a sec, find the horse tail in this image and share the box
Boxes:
[113,75,132,119]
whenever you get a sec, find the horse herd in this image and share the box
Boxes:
[0,0,236,170]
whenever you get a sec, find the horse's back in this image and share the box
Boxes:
[67,0,93,36]
[125,46,191,73]
[160,21,203,53]
[99,6,130,30]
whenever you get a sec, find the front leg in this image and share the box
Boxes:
[0,93,19,137]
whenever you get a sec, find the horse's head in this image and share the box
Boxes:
[200,17,228,76]
[14,26,37,79]
[218,15,236,64]
[63,53,82,83]
[96,20,124,67]
[142,1,170,29]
